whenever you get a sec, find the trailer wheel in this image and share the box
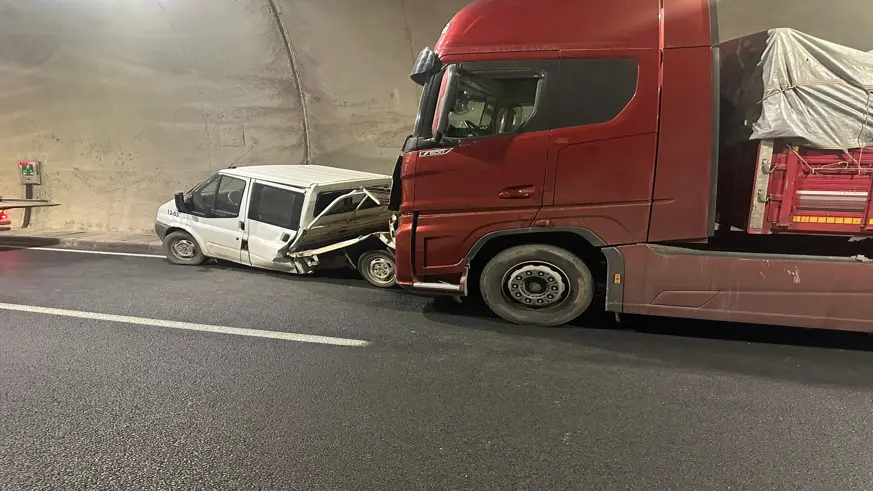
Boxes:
[358,250,397,288]
[480,244,594,327]
[163,231,206,266]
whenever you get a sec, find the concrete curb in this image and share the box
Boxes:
[0,234,164,255]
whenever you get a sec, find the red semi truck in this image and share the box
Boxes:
[388,0,873,330]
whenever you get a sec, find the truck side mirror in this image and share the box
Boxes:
[410,47,440,86]
[174,192,191,213]
[432,65,459,144]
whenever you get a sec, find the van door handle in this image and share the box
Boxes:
[239,221,245,231]
[498,185,536,199]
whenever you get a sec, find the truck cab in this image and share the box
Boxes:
[393,0,720,325]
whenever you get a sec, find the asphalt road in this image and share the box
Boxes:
[3,247,873,490]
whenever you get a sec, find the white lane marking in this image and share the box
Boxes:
[0,302,371,347]
[0,245,163,258]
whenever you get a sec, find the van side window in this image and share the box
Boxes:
[553,58,638,129]
[248,183,304,230]
[212,176,246,217]
[189,175,246,217]
[444,73,541,139]
[189,175,220,216]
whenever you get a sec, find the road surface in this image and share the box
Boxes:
[2,246,873,489]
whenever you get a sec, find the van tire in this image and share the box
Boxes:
[479,244,593,327]
[163,231,206,266]
[358,250,397,288]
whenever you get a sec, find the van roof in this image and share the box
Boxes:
[220,165,390,189]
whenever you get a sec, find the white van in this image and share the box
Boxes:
[154,165,397,288]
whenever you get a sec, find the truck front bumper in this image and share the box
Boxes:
[394,213,469,296]
[398,266,469,297]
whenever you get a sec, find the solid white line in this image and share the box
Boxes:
[0,245,163,258]
[0,302,371,347]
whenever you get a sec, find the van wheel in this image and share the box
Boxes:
[479,244,594,327]
[358,250,396,288]
[163,231,205,266]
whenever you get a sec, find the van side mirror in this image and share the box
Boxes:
[174,192,192,213]
[432,65,459,144]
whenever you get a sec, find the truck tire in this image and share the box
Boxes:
[479,244,594,327]
[163,231,206,266]
[358,250,397,288]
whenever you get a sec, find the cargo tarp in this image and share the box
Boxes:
[720,29,873,150]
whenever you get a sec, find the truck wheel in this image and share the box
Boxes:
[480,245,594,327]
[358,250,397,288]
[163,231,205,266]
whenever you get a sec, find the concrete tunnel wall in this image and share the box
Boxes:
[0,0,870,232]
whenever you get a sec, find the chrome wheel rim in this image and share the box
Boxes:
[172,239,197,259]
[503,262,569,309]
[367,257,395,284]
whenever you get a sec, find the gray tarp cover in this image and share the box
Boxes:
[725,29,873,150]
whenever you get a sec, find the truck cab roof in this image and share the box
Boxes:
[219,165,390,190]
[435,0,715,56]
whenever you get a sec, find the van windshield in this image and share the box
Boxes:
[185,173,218,197]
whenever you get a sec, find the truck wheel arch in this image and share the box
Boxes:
[464,227,625,313]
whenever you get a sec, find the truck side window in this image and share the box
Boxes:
[248,183,304,230]
[553,58,638,128]
[444,73,540,139]
[212,176,246,217]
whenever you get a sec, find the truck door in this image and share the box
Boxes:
[244,181,306,270]
[539,52,661,245]
[187,174,249,262]
[409,61,556,275]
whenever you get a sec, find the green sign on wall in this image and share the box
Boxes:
[18,161,40,185]
[19,162,35,177]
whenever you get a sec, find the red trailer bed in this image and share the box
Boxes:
[747,140,873,236]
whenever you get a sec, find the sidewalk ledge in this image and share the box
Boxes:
[0,230,163,255]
